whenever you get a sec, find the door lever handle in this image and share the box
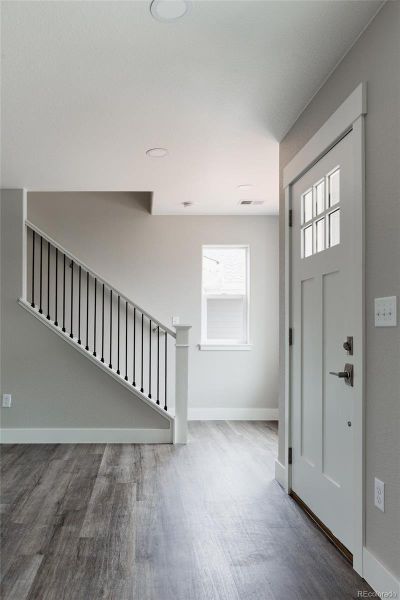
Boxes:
[329,371,349,378]
[329,363,354,387]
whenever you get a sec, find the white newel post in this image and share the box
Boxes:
[173,325,191,444]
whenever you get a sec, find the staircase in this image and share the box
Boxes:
[18,220,190,444]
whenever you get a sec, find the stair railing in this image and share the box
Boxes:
[24,220,190,443]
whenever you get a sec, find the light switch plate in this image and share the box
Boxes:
[374,296,397,327]
[172,316,180,326]
[2,394,12,408]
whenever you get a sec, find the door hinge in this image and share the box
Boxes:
[289,328,293,346]
[288,447,293,465]
[288,209,293,227]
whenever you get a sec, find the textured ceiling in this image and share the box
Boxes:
[1,1,383,214]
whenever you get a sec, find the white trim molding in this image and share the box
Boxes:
[0,428,172,444]
[283,82,367,188]
[281,82,367,576]
[198,344,252,351]
[363,548,400,598]
[189,407,278,421]
[274,459,287,491]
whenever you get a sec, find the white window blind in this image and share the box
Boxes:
[202,246,249,345]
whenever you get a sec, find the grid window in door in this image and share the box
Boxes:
[202,246,249,345]
[301,166,340,258]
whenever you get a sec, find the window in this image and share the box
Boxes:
[201,245,250,349]
[300,166,341,258]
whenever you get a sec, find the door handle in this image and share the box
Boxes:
[329,363,354,387]
[329,371,349,378]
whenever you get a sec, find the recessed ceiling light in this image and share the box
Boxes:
[182,201,194,207]
[150,0,191,23]
[146,148,168,158]
[237,184,253,191]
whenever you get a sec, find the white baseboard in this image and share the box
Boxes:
[274,459,287,490]
[0,428,172,444]
[363,548,400,597]
[188,407,278,421]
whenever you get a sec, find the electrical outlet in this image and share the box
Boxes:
[2,394,12,408]
[374,478,385,512]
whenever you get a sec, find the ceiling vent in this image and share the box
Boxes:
[239,200,264,206]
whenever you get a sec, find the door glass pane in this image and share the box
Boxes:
[303,225,313,258]
[329,210,340,247]
[316,218,325,253]
[302,190,313,223]
[329,169,340,206]
[314,180,325,215]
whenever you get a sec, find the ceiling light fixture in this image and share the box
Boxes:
[150,0,191,23]
[182,201,194,207]
[237,184,254,191]
[146,148,168,158]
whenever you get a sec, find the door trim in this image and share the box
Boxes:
[282,83,366,576]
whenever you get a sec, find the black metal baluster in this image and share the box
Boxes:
[46,241,51,319]
[39,236,43,314]
[140,313,144,392]
[31,230,35,307]
[117,295,120,374]
[164,333,168,411]
[70,261,74,338]
[54,248,58,326]
[101,283,105,362]
[148,320,152,399]
[156,327,160,404]
[93,278,97,357]
[78,266,82,343]
[109,289,113,369]
[85,271,89,350]
[62,254,66,332]
[132,308,136,386]
[125,301,129,381]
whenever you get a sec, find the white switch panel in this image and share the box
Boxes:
[172,316,180,326]
[2,394,12,408]
[374,296,397,327]
[374,478,385,512]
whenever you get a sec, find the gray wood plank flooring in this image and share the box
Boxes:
[0,422,372,599]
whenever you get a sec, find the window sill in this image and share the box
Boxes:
[198,344,253,351]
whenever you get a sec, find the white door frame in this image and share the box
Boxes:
[282,83,366,575]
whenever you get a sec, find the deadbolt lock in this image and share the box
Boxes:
[343,336,353,355]
[329,363,354,387]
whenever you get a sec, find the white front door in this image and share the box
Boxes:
[291,132,359,553]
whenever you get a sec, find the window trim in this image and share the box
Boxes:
[200,244,250,348]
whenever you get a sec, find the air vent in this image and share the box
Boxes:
[239,200,264,206]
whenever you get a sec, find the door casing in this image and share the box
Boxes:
[281,83,366,575]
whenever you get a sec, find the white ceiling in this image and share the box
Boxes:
[1,1,382,214]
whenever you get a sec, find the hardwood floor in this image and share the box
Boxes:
[0,421,372,599]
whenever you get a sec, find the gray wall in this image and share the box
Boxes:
[0,191,170,430]
[278,2,400,577]
[24,191,278,417]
